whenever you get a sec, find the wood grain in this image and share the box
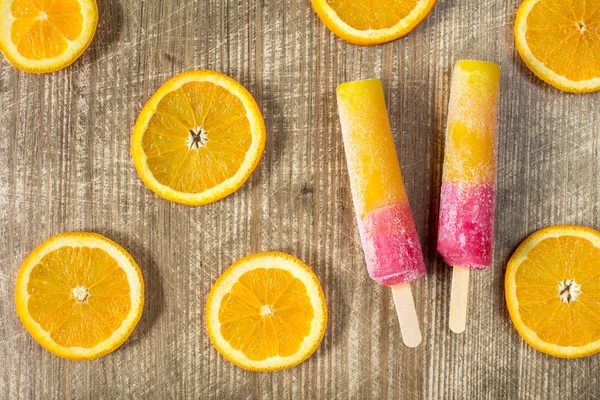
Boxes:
[1,0,600,398]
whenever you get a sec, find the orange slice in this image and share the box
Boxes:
[506,226,600,358]
[206,252,327,371]
[514,0,600,93]
[131,70,266,206]
[0,0,98,73]
[310,0,437,45]
[15,232,144,360]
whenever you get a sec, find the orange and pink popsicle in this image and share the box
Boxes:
[437,60,500,333]
[337,79,425,346]
[337,79,426,286]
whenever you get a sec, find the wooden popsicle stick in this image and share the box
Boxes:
[449,266,470,334]
[391,284,422,348]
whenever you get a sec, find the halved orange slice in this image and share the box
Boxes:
[206,252,327,371]
[310,0,437,45]
[515,0,600,92]
[0,0,98,73]
[131,70,266,206]
[506,226,600,358]
[15,232,144,360]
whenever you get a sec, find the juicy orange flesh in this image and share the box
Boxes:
[515,236,600,347]
[325,0,417,30]
[525,0,600,81]
[27,246,131,348]
[11,0,84,60]
[218,268,314,361]
[142,82,252,193]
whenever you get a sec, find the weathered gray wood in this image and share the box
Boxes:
[1,0,599,398]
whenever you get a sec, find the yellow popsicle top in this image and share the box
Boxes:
[337,79,408,218]
[443,60,501,184]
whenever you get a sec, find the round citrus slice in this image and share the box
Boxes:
[310,0,437,45]
[514,0,600,93]
[206,252,327,371]
[0,0,98,73]
[506,225,600,358]
[131,70,266,206]
[15,232,144,360]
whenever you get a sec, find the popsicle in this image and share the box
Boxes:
[437,60,501,333]
[337,78,426,347]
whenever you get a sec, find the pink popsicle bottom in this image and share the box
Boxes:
[437,182,495,270]
[357,202,426,286]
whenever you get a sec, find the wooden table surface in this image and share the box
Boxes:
[2,0,600,398]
